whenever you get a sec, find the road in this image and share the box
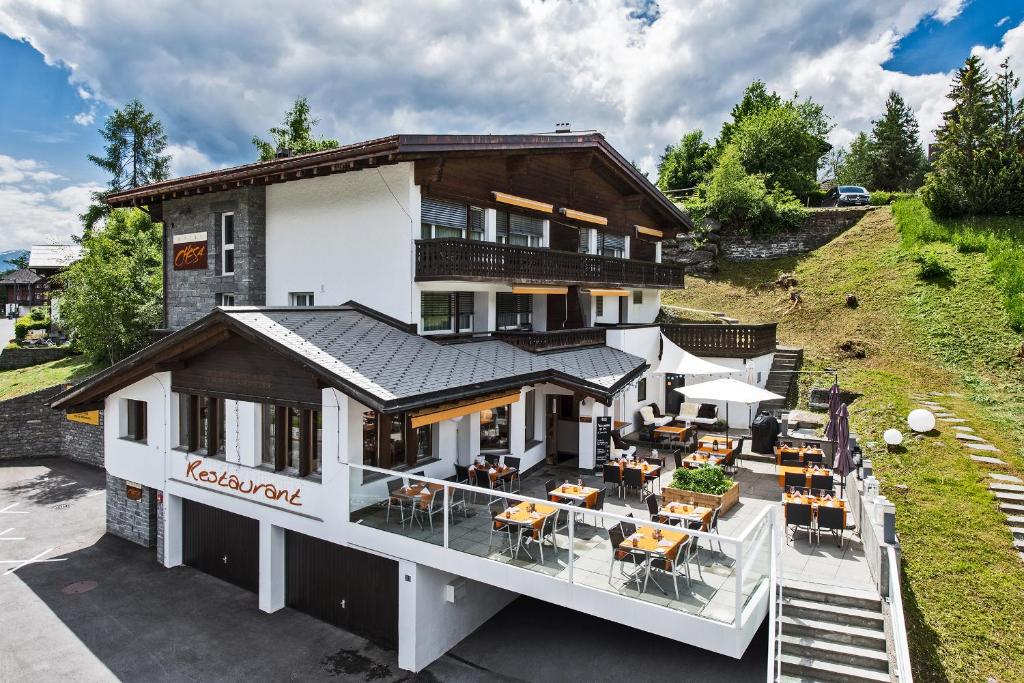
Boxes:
[0,458,765,682]
[0,317,14,352]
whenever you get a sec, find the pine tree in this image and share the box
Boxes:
[252,97,339,161]
[81,100,171,231]
[991,58,1024,214]
[869,91,927,191]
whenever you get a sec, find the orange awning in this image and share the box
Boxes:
[409,392,521,429]
[512,285,569,295]
[585,288,630,297]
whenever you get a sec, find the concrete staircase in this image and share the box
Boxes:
[762,346,804,411]
[777,582,892,682]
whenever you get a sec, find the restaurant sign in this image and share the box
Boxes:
[172,232,208,270]
[181,456,303,507]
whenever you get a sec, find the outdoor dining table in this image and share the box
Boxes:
[549,483,600,508]
[618,525,689,594]
[783,491,847,526]
[697,435,735,450]
[657,501,713,528]
[681,452,727,469]
[777,465,833,488]
[495,501,559,559]
[393,482,444,527]
[470,463,517,484]
[774,445,825,465]
[653,424,691,449]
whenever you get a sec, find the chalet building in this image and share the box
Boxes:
[52,133,779,671]
[0,268,46,317]
[0,244,83,318]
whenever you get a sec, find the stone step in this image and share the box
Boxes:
[780,635,890,673]
[994,491,1024,503]
[991,483,1024,494]
[781,598,884,630]
[1007,527,1024,539]
[779,615,888,651]
[778,654,892,683]
[971,455,1007,466]
[1001,503,1024,515]
[1015,539,1024,552]
[990,473,1024,484]
[952,425,974,432]
[965,442,1000,452]
[955,433,987,442]
[940,417,967,423]
[1005,516,1024,526]
[781,582,882,612]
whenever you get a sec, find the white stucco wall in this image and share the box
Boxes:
[104,372,171,489]
[266,163,418,323]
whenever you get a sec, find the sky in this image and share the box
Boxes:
[0,0,1022,251]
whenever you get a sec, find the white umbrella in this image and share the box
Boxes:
[654,334,737,375]
[674,377,784,439]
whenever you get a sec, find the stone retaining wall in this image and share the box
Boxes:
[0,346,73,370]
[106,473,158,547]
[0,386,104,466]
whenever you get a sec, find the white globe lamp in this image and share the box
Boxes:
[883,428,903,449]
[907,409,935,433]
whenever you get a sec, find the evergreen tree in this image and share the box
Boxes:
[81,100,171,231]
[836,132,875,186]
[656,130,712,192]
[991,58,1024,214]
[252,97,340,161]
[869,91,927,191]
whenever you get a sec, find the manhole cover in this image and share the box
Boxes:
[62,580,97,595]
[52,503,70,510]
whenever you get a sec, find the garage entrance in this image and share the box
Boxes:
[285,531,399,649]
[182,499,259,592]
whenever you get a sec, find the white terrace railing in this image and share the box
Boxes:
[346,462,775,633]
[766,510,784,682]
[887,544,914,682]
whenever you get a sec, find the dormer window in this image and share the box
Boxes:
[221,213,235,275]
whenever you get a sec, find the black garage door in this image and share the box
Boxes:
[286,531,398,649]
[183,499,259,593]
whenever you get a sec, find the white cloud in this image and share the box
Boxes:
[73,108,95,126]
[0,155,100,249]
[0,0,1020,179]
[165,142,218,178]
[997,16,1010,28]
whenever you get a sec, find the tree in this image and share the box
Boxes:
[57,209,163,365]
[869,91,927,191]
[252,97,340,160]
[731,104,831,199]
[82,100,170,231]
[10,253,29,270]
[657,130,712,192]
[837,132,875,185]
[717,80,784,150]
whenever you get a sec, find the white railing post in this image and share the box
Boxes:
[443,485,450,550]
[887,545,914,682]
[734,536,745,627]
[567,510,575,583]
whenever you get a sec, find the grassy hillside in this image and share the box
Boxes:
[0,355,104,402]
[664,207,1024,683]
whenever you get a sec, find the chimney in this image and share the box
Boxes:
[554,122,571,133]
[275,145,292,159]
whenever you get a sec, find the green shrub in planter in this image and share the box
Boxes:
[670,465,734,496]
[14,311,50,341]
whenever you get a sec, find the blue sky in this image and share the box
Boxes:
[0,0,1022,251]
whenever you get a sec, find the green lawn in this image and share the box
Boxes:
[664,207,1024,682]
[0,355,105,402]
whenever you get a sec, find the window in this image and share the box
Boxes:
[595,296,604,317]
[577,227,592,254]
[261,404,322,476]
[421,291,473,334]
[362,411,434,469]
[421,197,482,240]
[216,292,235,306]
[633,290,643,305]
[221,213,235,275]
[123,399,147,443]
[178,394,224,456]
[597,231,625,258]
[637,378,647,402]
[496,211,543,247]
[480,404,511,452]
[496,292,532,329]
[290,292,314,307]
[524,390,536,444]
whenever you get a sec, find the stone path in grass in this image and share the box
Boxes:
[911,392,1023,561]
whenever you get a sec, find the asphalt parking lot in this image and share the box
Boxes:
[0,459,764,682]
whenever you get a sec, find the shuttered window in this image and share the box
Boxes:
[599,232,625,258]
[421,291,474,333]
[578,227,592,253]
[496,292,532,329]
[468,207,484,240]
[421,197,474,239]
[498,210,543,247]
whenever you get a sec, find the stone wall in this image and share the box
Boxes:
[0,346,72,370]
[106,473,159,547]
[0,386,104,465]
[163,186,267,330]
[663,206,876,273]
[156,494,165,564]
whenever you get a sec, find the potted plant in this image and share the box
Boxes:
[663,465,740,513]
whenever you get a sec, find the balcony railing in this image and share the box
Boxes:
[415,239,685,289]
[492,327,607,353]
[662,323,777,358]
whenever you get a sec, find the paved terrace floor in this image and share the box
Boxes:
[354,437,876,627]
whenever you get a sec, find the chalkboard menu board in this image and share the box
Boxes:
[594,416,612,472]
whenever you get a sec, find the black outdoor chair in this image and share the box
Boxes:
[386,477,405,525]
[673,450,683,470]
[608,525,644,590]
[618,512,637,539]
[454,464,470,485]
[474,470,500,504]
[804,452,824,465]
[785,502,814,543]
[645,493,662,523]
[483,454,500,466]
[544,479,558,497]
[811,474,835,494]
[817,505,846,548]
[593,488,607,514]
[487,499,514,556]
[504,456,522,493]
[784,471,808,489]
[603,463,623,498]
[623,466,647,499]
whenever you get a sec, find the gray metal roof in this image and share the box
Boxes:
[455,340,646,389]
[29,244,82,269]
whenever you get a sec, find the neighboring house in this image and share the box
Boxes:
[0,268,46,317]
[52,132,779,671]
[29,244,83,323]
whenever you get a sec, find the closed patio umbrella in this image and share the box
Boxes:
[832,403,854,496]
[824,380,841,442]
[674,377,784,440]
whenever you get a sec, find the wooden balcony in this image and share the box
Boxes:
[415,239,685,289]
[491,327,607,353]
[662,323,777,359]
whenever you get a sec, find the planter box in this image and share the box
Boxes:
[662,481,739,513]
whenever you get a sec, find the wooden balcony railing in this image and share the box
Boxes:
[662,323,777,359]
[415,239,685,289]
[491,327,607,353]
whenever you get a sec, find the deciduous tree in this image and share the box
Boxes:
[656,130,712,192]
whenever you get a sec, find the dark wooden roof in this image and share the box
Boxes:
[104,133,690,231]
[0,268,43,285]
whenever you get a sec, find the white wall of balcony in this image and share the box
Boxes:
[104,372,171,490]
[265,163,419,324]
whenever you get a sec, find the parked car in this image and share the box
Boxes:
[824,185,871,207]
